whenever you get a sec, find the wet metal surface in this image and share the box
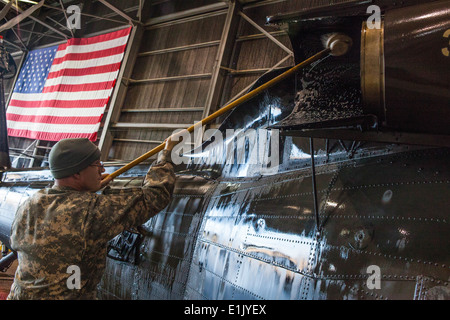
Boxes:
[0,169,52,247]
[383,1,450,135]
[98,174,216,300]
[184,147,450,300]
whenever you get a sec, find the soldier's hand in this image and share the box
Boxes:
[164,129,189,152]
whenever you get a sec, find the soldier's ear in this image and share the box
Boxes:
[72,172,81,180]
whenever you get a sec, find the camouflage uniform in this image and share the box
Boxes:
[7,150,175,300]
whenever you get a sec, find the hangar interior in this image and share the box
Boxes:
[1,0,304,168]
[1,0,449,301]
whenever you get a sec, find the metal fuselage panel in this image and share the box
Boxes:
[185,148,450,300]
[96,146,450,300]
[98,175,217,300]
[0,175,52,247]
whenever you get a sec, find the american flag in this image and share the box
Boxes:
[6,27,131,142]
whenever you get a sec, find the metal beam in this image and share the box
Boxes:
[1,37,22,51]
[114,137,195,145]
[114,138,163,144]
[236,30,286,42]
[127,73,212,84]
[12,26,67,40]
[238,11,293,56]
[40,2,127,25]
[45,16,73,36]
[144,2,228,27]
[138,40,220,57]
[222,54,292,106]
[9,24,28,50]
[83,6,139,25]
[121,108,204,113]
[98,25,143,159]
[220,65,287,75]
[0,0,68,39]
[97,0,139,24]
[242,0,288,10]
[0,0,44,33]
[58,0,74,38]
[202,1,240,120]
[111,123,192,129]
[137,0,143,22]
[0,1,11,21]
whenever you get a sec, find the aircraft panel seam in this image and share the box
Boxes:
[199,238,311,277]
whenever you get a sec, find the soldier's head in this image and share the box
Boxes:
[49,138,105,192]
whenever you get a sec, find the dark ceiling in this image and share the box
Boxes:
[0,0,143,53]
[0,0,227,54]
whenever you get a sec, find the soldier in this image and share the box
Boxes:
[7,132,184,299]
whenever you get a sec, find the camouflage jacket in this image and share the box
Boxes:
[7,150,175,300]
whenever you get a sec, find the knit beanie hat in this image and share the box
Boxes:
[49,138,101,179]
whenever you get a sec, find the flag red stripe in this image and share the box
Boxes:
[42,81,116,93]
[7,128,98,141]
[7,113,101,125]
[56,27,131,51]
[9,98,109,109]
[47,62,121,79]
[52,45,127,64]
